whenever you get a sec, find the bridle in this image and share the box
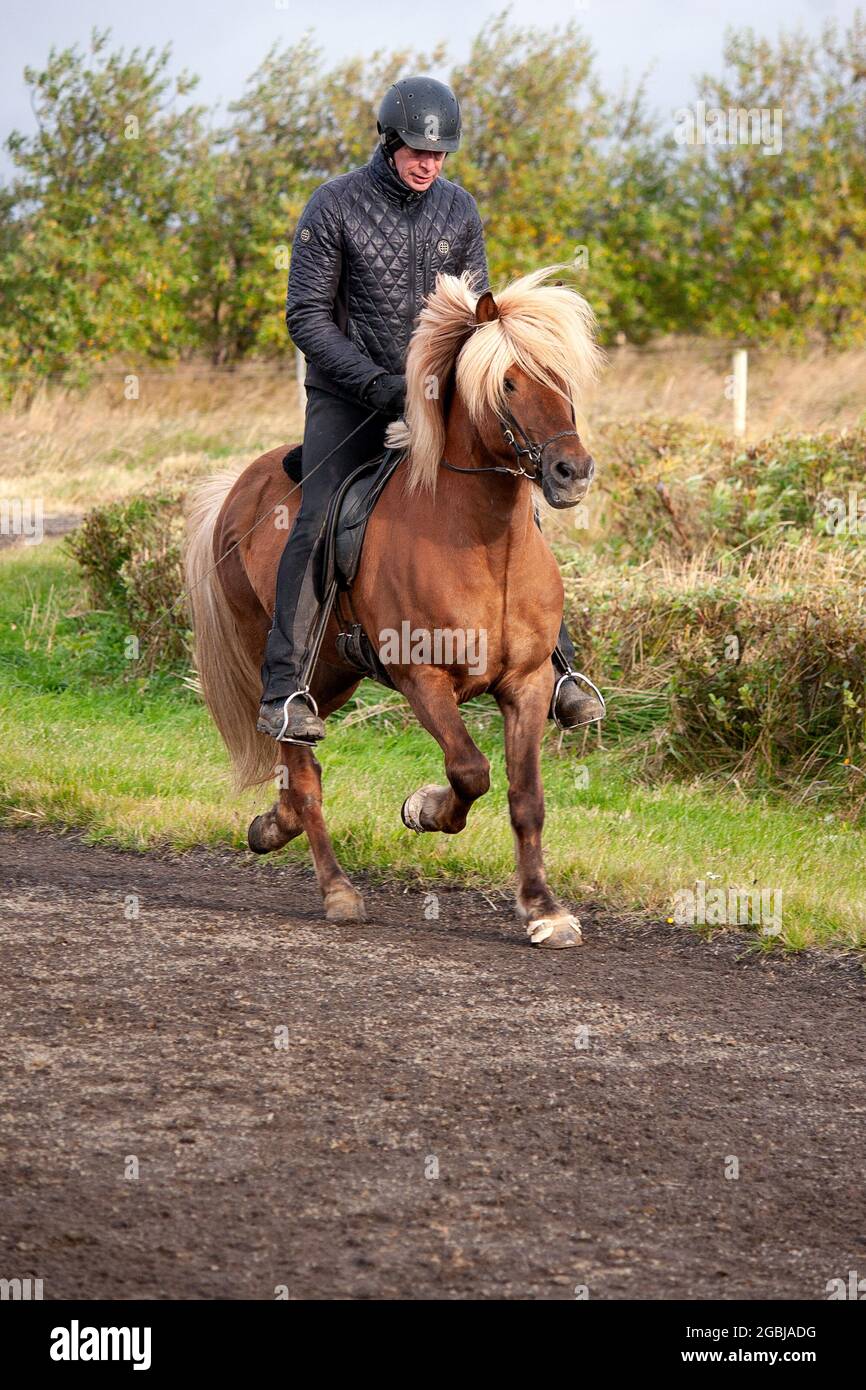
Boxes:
[440,402,580,483]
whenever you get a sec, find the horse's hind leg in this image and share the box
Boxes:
[248,742,364,921]
[496,667,582,949]
[247,746,304,854]
[398,670,490,834]
[282,743,365,922]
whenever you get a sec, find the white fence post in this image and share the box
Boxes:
[295,347,305,414]
[732,349,748,438]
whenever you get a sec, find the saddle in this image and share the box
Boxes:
[281,444,404,687]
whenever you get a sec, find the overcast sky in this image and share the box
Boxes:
[0,0,856,177]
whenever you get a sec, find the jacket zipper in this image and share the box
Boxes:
[406,210,416,335]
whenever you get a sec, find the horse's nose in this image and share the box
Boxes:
[551,455,595,486]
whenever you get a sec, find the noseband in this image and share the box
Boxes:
[440,403,580,482]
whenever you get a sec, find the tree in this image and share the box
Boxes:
[671,14,866,344]
[0,28,206,388]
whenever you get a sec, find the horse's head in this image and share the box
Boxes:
[389,265,605,501]
[469,285,598,509]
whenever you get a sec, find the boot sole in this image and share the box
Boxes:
[256,720,325,744]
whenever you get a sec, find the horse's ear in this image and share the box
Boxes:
[475,290,499,324]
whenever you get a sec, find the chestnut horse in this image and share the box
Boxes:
[185,266,602,948]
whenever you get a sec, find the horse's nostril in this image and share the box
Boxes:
[552,457,594,485]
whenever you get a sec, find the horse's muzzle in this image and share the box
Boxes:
[542,454,595,509]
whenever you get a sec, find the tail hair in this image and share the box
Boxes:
[184,467,277,790]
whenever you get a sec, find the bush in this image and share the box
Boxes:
[564,555,866,812]
[583,419,866,562]
[65,491,188,672]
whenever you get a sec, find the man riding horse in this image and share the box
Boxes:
[257,75,604,744]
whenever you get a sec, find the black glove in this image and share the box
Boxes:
[363,372,406,416]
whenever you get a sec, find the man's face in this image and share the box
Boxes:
[393,143,447,191]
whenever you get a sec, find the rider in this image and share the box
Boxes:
[257,75,604,743]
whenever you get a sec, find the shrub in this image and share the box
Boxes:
[564,552,866,812]
[65,491,188,672]
[583,418,866,562]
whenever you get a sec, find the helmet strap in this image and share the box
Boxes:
[381,127,405,168]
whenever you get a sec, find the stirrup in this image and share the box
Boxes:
[274,687,321,745]
[551,668,606,730]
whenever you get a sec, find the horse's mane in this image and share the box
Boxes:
[385,263,604,494]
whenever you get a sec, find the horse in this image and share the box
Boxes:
[184,264,603,948]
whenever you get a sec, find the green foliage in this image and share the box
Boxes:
[564,570,866,810]
[585,419,866,561]
[0,29,206,391]
[65,489,188,671]
[1,13,865,386]
[674,16,866,345]
[665,593,866,779]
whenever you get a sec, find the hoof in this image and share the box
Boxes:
[324,885,366,922]
[526,914,583,949]
[247,809,301,854]
[247,812,282,854]
[401,783,444,833]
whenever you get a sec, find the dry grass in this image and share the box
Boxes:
[0,343,863,513]
[589,339,866,437]
[0,367,305,512]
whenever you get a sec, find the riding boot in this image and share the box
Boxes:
[550,626,606,728]
[257,533,327,743]
[532,504,606,728]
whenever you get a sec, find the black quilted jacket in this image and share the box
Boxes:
[286,142,489,404]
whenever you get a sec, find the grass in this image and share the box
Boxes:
[1,539,863,952]
[0,368,305,510]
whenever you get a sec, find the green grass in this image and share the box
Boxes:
[1,540,863,952]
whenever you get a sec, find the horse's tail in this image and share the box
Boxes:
[184,467,276,791]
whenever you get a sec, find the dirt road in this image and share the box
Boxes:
[0,827,863,1300]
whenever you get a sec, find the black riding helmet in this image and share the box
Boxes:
[376,76,462,155]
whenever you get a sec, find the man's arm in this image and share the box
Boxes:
[285,185,383,401]
[461,198,490,294]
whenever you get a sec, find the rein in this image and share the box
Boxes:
[440,404,579,483]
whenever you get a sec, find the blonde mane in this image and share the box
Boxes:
[385,263,604,493]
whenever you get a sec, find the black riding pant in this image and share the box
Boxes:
[260,387,391,700]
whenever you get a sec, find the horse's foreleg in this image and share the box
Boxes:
[496,667,582,949]
[398,671,490,834]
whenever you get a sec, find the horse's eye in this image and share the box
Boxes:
[504,378,515,393]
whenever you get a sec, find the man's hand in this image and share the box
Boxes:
[363,373,406,416]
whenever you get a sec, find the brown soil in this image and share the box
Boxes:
[0,827,863,1301]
